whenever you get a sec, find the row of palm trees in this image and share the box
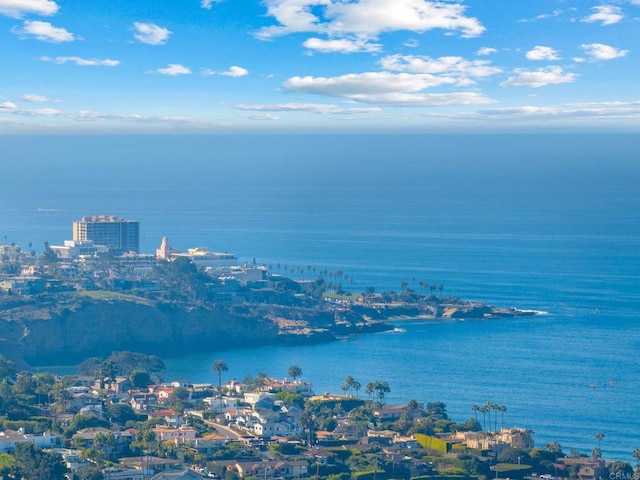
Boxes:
[401,279,444,296]
[340,375,362,397]
[267,263,355,287]
[210,361,304,398]
[471,401,507,433]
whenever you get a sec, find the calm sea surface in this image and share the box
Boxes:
[0,134,639,460]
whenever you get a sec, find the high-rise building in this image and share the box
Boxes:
[72,215,140,254]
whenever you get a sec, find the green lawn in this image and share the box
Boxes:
[76,290,150,303]
[493,464,532,472]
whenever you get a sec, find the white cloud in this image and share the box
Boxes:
[235,103,382,114]
[256,0,485,44]
[380,54,502,79]
[526,46,560,61]
[303,37,381,53]
[500,66,577,88]
[21,93,51,103]
[12,20,74,42]
[242,113,280,121]
[581,43,628,60]
[19,107,62,116]
[518,9,562,23]
[201,0,221,9]
[155,64,192,75]
[477,47,497,56]
[478,100,640,121]
[133,22,172,45]
[0,0,58,18]
[220,66,249,77]
[203,66,249,77]
[0,101,18,111]
[285,72,456,96]
[283,72,493,106]
[582,6,623,25]
[41,56,120,66]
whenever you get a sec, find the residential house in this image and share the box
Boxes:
[72,427,133,453]
[190,433,226,457]
[372,402,425,421]
[561,458,606,480]
[102,468,144,480]
[0,430,63,453]
[148,409,184,428]
[152,426,197,444]
[119,456,184,477]
[150,469,206,480]
[232,460,309,479]
[69,390,102,411]
[205,395,239,413]
[46,448,87,471]
[495,427,535,449]
[366,430,398,446]
[244,392,275,407]
[131,392,159,412]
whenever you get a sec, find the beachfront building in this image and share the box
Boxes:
[50,240,109,259]
[73,215,140,254]
[171,247,237,269]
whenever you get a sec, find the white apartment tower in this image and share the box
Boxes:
[72,215,140,254]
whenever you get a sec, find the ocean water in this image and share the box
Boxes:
[0,134,639,460]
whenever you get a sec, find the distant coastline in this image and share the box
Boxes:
[0,288,537,369]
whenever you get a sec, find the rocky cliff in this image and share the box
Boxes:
[0,294,342,367]
[0,293,534,368]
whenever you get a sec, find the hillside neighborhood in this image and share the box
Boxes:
[0,354,637,480]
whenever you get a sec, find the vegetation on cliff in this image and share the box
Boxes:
[0,256,534,368]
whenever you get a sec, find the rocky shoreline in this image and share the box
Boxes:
[0,293,536,368]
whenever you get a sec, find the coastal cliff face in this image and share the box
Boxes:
[0,293,532,368]
[0,295,299,367]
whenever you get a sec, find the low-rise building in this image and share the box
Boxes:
[372,402,425,421]
[152,426,197,444]
[50,240,109,259]
[0,430,63,453]
[119,456,184,477]
[232,460,308,479]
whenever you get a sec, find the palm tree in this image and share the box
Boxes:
[375,381,391,405]
[499,404,507,431]
[287,364,303,381]
[595,431,605,451]
[471,404,480,421]
[212,360,228,399]
[365,382,377,402]
[491,402,500,433]
[352,379,361,398]
[343,375,355,396]
[545,441,562,476]
[480,404,488,432]
[484,402,493,433]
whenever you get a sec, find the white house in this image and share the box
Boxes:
[0,430,63,453]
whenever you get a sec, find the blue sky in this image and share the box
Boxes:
[0,0,638,133]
